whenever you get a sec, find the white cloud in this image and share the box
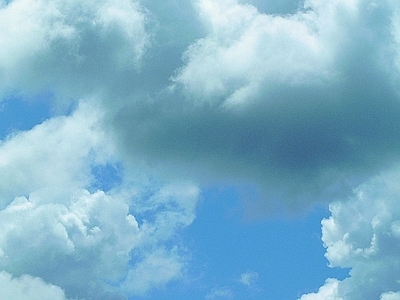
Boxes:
[3,0,400,296]
[3,0,400,215]
[0,99,200,299]
[299,278,342,300]
[0,189,139,298]
[0,0,150,99]
[205,286,234,299]
[0,271,69,300]
[239,271,258,286]
[174,0,332,106]
[0,100,111,207]
[381,292,400,300]
[300,167,400,299]
[122,247,186,296]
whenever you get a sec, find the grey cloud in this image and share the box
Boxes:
[107,0,400,214]
[0,0,151,102]
[3,0,400,298]
[3,0,400,216]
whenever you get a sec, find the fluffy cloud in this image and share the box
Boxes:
[4,0,400,214]
[0,271,68,300]
[380,292,400,300]
[106,0,400,214]
[299,278,341,300]
[300,167,400,299]
[2,0,400,298]
[0,100,111,207]
[0,189,139,299]
[0,101,199,299]
[175,0,332,103]
[0,0,150,100]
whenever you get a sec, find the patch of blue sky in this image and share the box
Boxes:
[0,91,52,138]
[90,162,124,192]
[139,186,350,299]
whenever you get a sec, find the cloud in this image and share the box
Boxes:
[2,0,400,298]
[3,0,400,215]
[0,100,199,299]
[380,292,400,300]
[205,286,234,299]
[299,278,341,300]
[300,167,400,299]
[0,100,112,207]
[0,189,139,298]
[239,271,258,286]
[0,271,69,300]
[238,0,303,15]
[0,0,150,100]
[122,247,186,296]
[106,0,400,214]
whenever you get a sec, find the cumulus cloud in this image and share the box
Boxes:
[3,0,400,214]
[3,0,400,296]
[0,0,150,100]
[107,0,400,214]
[300,167,400,299]
[0,271,68,300]
[0,101,199,299]
[0,100,111,207]
[380,292,400,300]
[0,189,139,299]
[299,278,341,300]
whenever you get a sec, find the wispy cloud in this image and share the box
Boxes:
[239,271,258,287]
[205,286,234,299]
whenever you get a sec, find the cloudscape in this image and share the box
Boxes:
[1,0,400,299]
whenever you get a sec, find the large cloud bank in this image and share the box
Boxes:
[2,0,400,210]
[2,0,400,298]
[110,0,400,213]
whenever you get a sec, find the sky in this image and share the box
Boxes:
[1,0,400,299]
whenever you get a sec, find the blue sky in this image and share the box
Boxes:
[1,0,400,299]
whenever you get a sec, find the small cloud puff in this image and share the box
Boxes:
[205,287,234,299]
[239,271,258,287]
